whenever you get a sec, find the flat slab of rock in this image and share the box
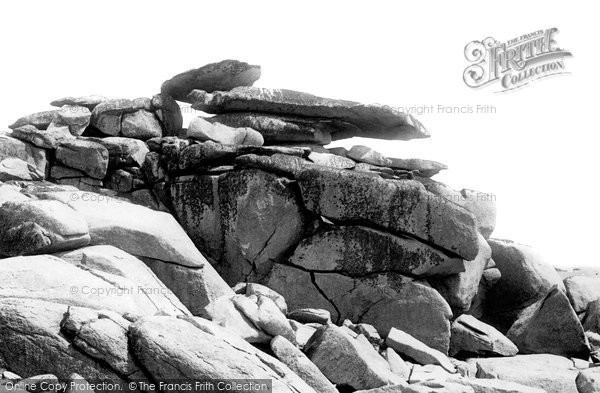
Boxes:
[348,145,393,167]
[9,110,58,130]
[161,59,261,102]
[507,286,590,359]
[468,354,581,393]
[0,199,90,256]
[289,225,466,277]
[386,328,456,373]
[51,95,107,110]
[0,157,44,181]
[484,239,564,332]
[308,151,355,169]
[0,135,48,175]
[297,167,479,260]
[450,314,518,357]
[389,157,448,177]
[55,139,109,179]
[271,335,338,393]
[129,315,316,392]
[288,308,331,325]
[189,86,429,141]
[304,324,404,390]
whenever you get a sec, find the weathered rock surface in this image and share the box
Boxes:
[389,157,448,177]
[289,225,465,277]
[266,264,453,352]
[383,347,411,380]
[288,308,331,325]
[577,367,600,393]
[245,283,288,314]
[584,300,600,334]
[484,239,564,332]
[162,59,261,102]
[129,315,317,392]
[52,105,91,136]
[151,93,183,136]
[55,139,109,179]
[121,110,162,140]
[204,295,270,343]
[11,124,74,149]
[304,324,403,390]
[90,98,153,136]
[297,167,480,260]
[386,328,456,373]
[169,169,308,283]
[0,199,90,256]
[0,135,48,175]
[0,157,44,181]
[468,354,581,393]
[189,86,429,140]
[348,145,393,167]
[270,335,338,393]
[187,117,264,146]
[507,286,590,359]
[87,137,149,168]
[9,110,58,130]
[308,151,355,169]
[564,276,600,314]
[208,112,335,144]
[450,314,518,357]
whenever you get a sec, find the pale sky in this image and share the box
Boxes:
[1,1,598,268]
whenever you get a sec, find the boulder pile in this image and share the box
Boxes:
[1,59,598,393]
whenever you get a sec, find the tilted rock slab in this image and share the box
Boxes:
[162,59,261,102]
[449,314,518,357]
[296,167,480,260]
[189,86,429,141]
[129,315,317,393]
[0,135,48,175]
[386,328,456,373]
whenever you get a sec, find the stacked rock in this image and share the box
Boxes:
[1,59,599,393]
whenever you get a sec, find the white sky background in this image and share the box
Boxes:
[0,1,598,268]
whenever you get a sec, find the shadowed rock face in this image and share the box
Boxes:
[189,86,430,141]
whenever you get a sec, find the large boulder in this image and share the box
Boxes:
[169,169,308,284]
[484,239,564,332]
[10,124,74,149]
[52,105,91,136]
[449,314,518,357]
[55,139,109,179]
[189,86,429,141]
[161,59,261,102]
[9,110,58,130]
[90,98,152,136]
[270,335,338,393]
[304,324,404,390]
[297,167,480,260]
[0,157,44,181]
[87,137,149,168]
[0,199,90,256]
[386,328,456,373]
[577,367,600,393]
[151,93,183,136]
[564,276,600,314]
[468,354,583,393]
[266,264,453,353]
[121,110,163,140]
[187,117,264,146]
[0,135,48,175]
[129,315,317,392]
[289,225,465,277]
[507,286,590,359]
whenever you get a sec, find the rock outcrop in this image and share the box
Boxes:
[0,59,587,393]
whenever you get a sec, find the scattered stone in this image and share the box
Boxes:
[50,95,107,110]
[120,110,163,140]
[0,158,44,181]
[507,286,590,359]
[288,308,331,325]
[9,110,58,130]
[304,324,403,390]
[55,139,109,179]
[389,157,448,177]
[0,199,90,256]
[161,59,261,102]
[348,145,393,166]
[11,124,74,149]
[564,276,600,314]
[484,239,564,332]
[386,328,456,373]
[450,314,518,357]
[187,117,264,146]
[297,167,480,260]
[189,86,429,140]
[270,335,338,393]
